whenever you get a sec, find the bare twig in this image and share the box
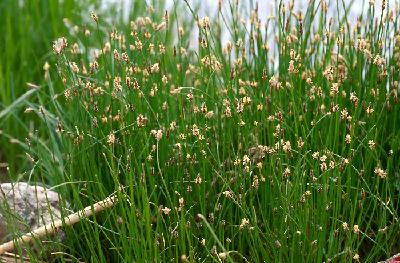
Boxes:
[0,252,37,262]
[0,192,119,255]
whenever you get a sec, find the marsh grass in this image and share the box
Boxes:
[1,0,400,262]
[0,0,92,175]
[0,0,136,174]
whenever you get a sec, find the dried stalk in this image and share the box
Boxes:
[0,192,119,255]
[0,252,36,263]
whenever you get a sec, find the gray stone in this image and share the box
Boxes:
[0,182,63,242]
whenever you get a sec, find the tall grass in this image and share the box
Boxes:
[0,0,89,175]
[0,0,130,175]
[3,0,400,262]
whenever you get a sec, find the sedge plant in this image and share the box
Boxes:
[5,0,400,262]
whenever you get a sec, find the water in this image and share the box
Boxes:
[101,0,397,49]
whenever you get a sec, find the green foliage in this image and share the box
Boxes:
[1,0,400,262]
[0,0,93,174]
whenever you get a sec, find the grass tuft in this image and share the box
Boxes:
[1,0,400,262]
